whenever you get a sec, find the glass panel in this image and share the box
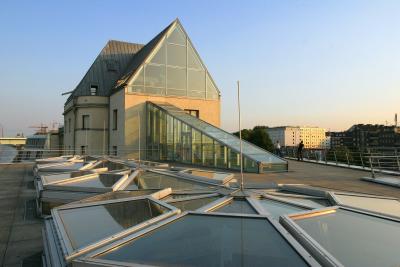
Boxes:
[243,157,258,172]
[169,197,220,211]
[173,119,182,161]
[76,190,161,204]
[127,86,144,93]
[213,199,257,214]
[131,172,214,191]
[188,42,203,70]
[132,67,144,85]
[167,88,186,97]
[58,199,167,249]
[150,41,166,64]
[215,142,227,168]
[60,174,124,189]
[270,195,330,208]
[97,215,309,267]
[334,194,400,217]
[167,26,186,45]
[167,67,186,90]
[188,69,205,92]
[144,64,165,88]
[294,209,400,267]
[188,90,205,99]
[206,73,219,100]
[42,170,94,184]
[202,135,214,167]
[182,124,192,164]
[259,199,306,220]
[166,115,174,161]
[229,150,241,170]
[167,44,186,67]
[144,87,165,95]
[192,129,202,165]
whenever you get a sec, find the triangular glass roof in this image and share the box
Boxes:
[94,214,310,267]
[124,19,220,100]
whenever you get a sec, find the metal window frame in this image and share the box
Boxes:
[328,191,400,220]
[74,211,320,267]
[44,172,131,193]
[177,169,235,185]
[51,195,180,263]
[280,205,400,267]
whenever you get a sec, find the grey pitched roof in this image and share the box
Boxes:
[67,40,144,102]
[113,20,175,89]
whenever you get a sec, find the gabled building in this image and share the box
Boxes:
[63,19,287,172]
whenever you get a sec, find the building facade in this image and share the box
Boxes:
[330,124,400,150]
[62,19,287,172]
[266,126,328,149]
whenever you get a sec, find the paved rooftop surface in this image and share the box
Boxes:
[0,163,42,267]
[239,159,400,198]
[0,160,399,266]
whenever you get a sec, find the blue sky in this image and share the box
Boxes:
[0,0,399,135]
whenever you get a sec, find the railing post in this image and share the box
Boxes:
[395,150,400,171]
[369,156,375,178]
[334,151,338,165]
[360,152,364,169]
[346,151,350,167]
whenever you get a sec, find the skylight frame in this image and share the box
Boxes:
[75,211,320,267]
[51,195,180,262]
[43,172,132,193]
[280,205,400,267]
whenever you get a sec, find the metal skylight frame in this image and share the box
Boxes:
[51,195,180,263]
[74,211,320,267]
[327,191,400,220]
[176,169,235,185]
[279,205,400,267]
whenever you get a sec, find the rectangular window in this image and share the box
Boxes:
[82,115,90,130]
[184,109,199,118]
[113,109,118,130]
[112,146,117,156]
[90,85,98,96]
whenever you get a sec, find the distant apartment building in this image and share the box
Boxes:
[330,124,400,150]
[265,126,328,149]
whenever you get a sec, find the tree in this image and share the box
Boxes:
[232,127,274,152]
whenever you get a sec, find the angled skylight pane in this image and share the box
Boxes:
[150,40,166,64]
[57,199,168,250]
[293,208,400,267]
[167,25,186,45]
[259,199,306,220]
[334,193,400,217]
[60,174,123,189]
[132,67,144,86]
[169,196,220,211]
[268,195,328,209]
[96,214,309,267]
[132,172,214,191]
[213,199,257,214]
[41,170,94,184]
[75,190,160,204]
[188,42,203,70]
[167,44,186,67]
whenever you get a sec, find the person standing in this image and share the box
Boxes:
[274,140,282,157]
[297,141,304,161]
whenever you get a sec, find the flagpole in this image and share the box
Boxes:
[237,81,244,190]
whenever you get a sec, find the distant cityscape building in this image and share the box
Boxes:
[265,126,328,149]
[330,124,400,150]
[61,19,287,172]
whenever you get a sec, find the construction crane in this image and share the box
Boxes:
[29,124,48,134]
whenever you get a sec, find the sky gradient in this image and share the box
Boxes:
[0,0,399,136]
